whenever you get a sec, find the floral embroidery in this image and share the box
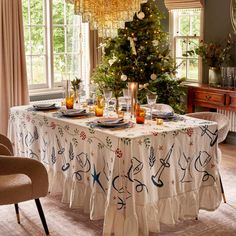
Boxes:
[50,122,57,129]
[80,131,86,140]
[186,128,194,137]
[115,148,123,158]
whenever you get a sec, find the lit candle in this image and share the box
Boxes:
[156,118,163,125]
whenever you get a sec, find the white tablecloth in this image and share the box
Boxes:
[8,106,222,236]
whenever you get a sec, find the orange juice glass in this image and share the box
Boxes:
[136,108,145,124]
[66,96,74,109]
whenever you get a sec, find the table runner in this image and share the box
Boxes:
[8,106,222,236]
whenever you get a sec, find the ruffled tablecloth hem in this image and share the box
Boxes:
[103,183,222,236]
[47,168,221,236]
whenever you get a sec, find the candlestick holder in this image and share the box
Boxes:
[128,82,138,118]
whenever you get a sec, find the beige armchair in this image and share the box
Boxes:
[185,112,230,203]
[0,135,50,235]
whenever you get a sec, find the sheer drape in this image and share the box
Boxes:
[0,0,29,135]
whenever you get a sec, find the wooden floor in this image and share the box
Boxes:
[220,143,236,169]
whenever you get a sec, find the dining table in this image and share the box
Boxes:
[8,104,222,236]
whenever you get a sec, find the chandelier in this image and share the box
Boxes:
[68,0,147,38]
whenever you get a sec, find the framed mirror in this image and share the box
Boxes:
[231,0,236,31]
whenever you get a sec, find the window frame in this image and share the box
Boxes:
[22,0,90,97]
[169,8,204,82]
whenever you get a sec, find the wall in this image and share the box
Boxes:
[203,0,236,83]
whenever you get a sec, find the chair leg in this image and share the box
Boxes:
[14,203,20,224]
[35,199,50,236]
[219,174,227,203]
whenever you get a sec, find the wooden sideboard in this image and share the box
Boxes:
[186,83,236,113]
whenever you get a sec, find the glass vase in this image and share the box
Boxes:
[128,82,138,118]
[73,88,80,109]
[209,67,221,87]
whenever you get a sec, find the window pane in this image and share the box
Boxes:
[188,59,199,80]
[26,56,32,84]
[192,15,200,35]
[53,27,65,53]
[175,38,187,57]
[180,15,190,36]
[66,26,73,52]
[30,0,44,25]
[176,59,186,79]
[22,0,29,24]
[54,54,66,79]
[66,4,74,25]
[24,27,31,54]
[31,56,47,85]
[31,27,45,54]
[188,38,199,57]
[52,0,64,25]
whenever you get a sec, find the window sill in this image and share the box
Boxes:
[29,88,64,102]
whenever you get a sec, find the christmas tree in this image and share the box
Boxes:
[92,0,185,113]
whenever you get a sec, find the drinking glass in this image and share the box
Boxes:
[103,89,112,116]
[146,93,157,120]
[123,88,131,113]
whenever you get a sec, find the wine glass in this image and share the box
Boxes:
[103,88,112,116]
[146,93,157,120]
[123,88,131,114]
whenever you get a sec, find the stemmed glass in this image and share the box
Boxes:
[103,88,112,116]
[123,88,131,114]
[146,93,157,120]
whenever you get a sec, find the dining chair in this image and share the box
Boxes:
[185,112,230,203]
[0,133,13,155]
[0,135,50,235]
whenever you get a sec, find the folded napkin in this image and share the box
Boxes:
[152,111,174,118]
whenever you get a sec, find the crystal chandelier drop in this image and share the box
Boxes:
[71,0,147,38]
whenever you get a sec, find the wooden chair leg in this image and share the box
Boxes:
[35,199,50,236]
[14,203,20,224]
[219,174,227,203]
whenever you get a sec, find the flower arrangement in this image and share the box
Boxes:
[71,77,82,92]
[186,34,233,68]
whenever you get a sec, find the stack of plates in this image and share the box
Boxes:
[33,103,58,111]
[95,118,129,128]
[60,109,87,117]
[152,111,175,119]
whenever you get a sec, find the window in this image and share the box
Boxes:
[170,8,202,81]
[22,0,90,94]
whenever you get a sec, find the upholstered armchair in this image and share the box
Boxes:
[186,112,229,143]
[0,135,50,235]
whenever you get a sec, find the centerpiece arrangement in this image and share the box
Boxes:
[91,0,185,114]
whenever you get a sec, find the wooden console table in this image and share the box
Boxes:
[186,83,236,113]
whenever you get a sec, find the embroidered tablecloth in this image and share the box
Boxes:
[8,106,222,236]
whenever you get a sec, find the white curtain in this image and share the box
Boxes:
[164,0,204,10]
[0,0,29,135]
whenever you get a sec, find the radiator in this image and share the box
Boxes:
[217,109,236,132]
